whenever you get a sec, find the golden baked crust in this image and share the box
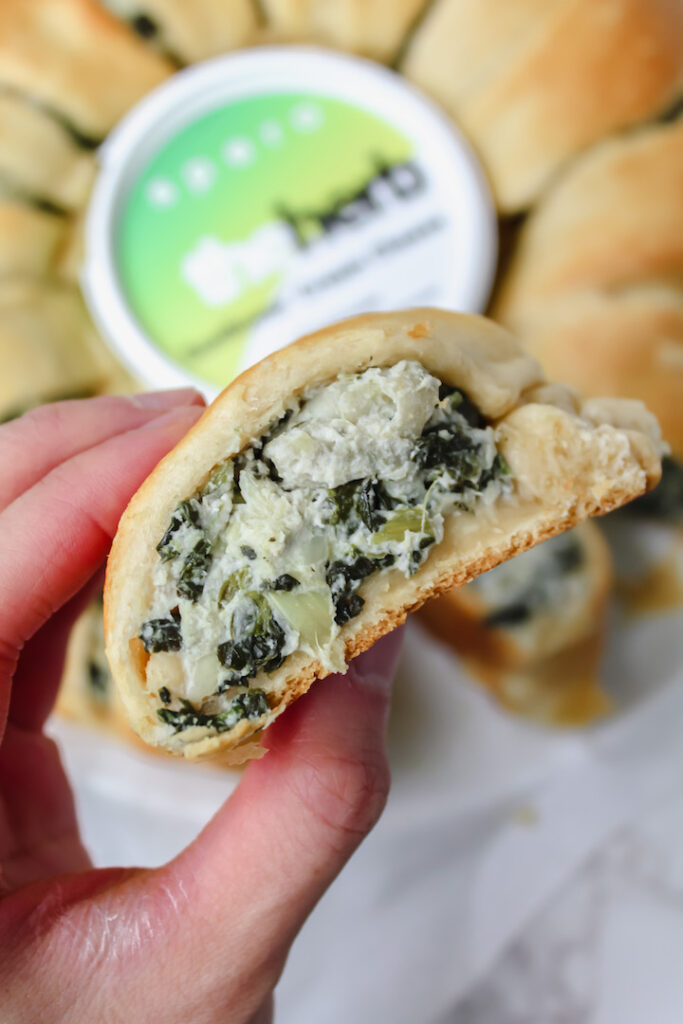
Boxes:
[494,121,683,457]
[259,0,430,62]
[0,196,66,278]
[506,288,683,459]
[0,0,172,138]
[495,120,683,318]
[102,0,257,63]
[58,600,134,738]
[419,521,611,668]
[0,92,95,209]
[402,0,683,212]
[104,310,662,763]
[0,281,111,420]
[462,631,612,728]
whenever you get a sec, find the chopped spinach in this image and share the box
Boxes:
[409,535,436,572]
[131,13,159,40]
[140,613,182,653]
[253,413,294,484]
[87,660,109,697]
[270,574,300,591]
[232,455,247,504]
[328,478,397,530]
[356,479,397,531]
[437,385,485,428]
[218,569,249,607]
[476,453,512,492]
[240,545,257,560]
[159,686,172,705]
[156,499,200,562]
[413,424,483,481]
[202,460,232,497]
[413,384,501,492]
[553,536,584,574]
[177,538,212,601]
[484,601,533,628]
[158,690,269,734]
[326,553,396,626]
[217,595,286,686]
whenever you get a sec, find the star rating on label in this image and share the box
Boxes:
[182,157,218,193]
[144,101,326,209]
[145,178,180,207]
[289,102,325,133]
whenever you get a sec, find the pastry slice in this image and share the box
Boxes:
[502,287,683,462]
[460,632,612,728]
[420,522,613,725]
[0,193,66,278]
[494,120,683,322]
[259,0,430,62]
[101,0,257,63]
[0,92,95,209]
[0,0,172,140]
[494,121,683,487]
[104,310,662,763]
[0,280,110,421]
[58,598,125,734]
[402,0,683,211]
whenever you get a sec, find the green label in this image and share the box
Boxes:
[117,93,413,387]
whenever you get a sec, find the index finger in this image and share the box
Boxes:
[0,389,204,512]
[0,405,203,706]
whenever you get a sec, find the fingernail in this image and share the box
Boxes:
[350,627,404,697]
[128,388,206,412]
[139,404,204,431]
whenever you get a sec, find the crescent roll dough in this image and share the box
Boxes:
[104,311,662,763]
[0,0,172,139]
[100,0,257,63]
[0,93,95,209]
[495,120,683,458]
[259,0,430,62]
[0,195,66,279]
[402,0,683,211]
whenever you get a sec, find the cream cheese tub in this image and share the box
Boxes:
[82,47,497,396]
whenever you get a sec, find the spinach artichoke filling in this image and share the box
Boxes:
[473,532,585,629]
[139,361,512,736]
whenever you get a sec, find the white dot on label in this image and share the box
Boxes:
[146,178,179,207]
[260,120,284,147]
[222,137,256,167]
[290,102,325,134]
[182,157,217,193]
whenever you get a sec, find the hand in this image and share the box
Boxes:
[0,392,401,1023]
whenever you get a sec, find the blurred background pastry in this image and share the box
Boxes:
[420,523,613,725]
[58,595,239,768]
[493,116,683,609]
[258,0,430,62]
[402,0,683,212]
[100,0,258,63]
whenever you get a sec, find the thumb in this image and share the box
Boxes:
[0,631,402,1024]
[146,629,402,1019]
